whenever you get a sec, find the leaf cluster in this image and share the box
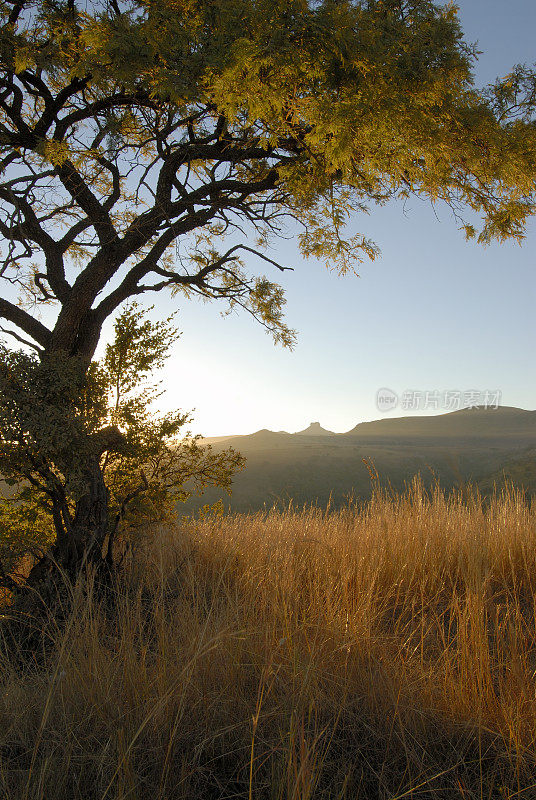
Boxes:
[86,303,244,533]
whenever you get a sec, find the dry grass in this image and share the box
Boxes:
[2,481,536,799]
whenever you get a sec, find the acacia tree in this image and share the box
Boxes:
[0,0,535,586]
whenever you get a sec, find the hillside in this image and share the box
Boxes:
[187,407,536,512]
[347,405,536,439]
[479,447,536,495]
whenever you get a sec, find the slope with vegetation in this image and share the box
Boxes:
[190,406,536,511]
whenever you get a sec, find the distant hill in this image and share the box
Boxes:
[184,407,536,513]
[346,406,536,440]
[296,422,335,436]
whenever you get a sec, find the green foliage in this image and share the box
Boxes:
[0,305,244,573]
[0,492,54,578]
[0,348,91,494]
[87,303,244,533]
[0,348,87,574]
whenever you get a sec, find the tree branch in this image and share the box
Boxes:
[0,298,51,348]
[54,160,119,247]
[0,325,44,352]
[0,186,71,301]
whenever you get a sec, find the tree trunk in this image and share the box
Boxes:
[26,456,112,589]
[6,456,113,662]
[64,456,110,574]
[27,314,124,590]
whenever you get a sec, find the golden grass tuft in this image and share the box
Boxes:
[2,481,536,798]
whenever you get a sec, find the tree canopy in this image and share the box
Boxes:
[0,0,535,362]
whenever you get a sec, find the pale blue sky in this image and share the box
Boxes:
[148,0,535,436]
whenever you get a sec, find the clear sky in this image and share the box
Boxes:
[119,1,536,436]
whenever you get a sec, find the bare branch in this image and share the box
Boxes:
[214,244,293,274]
[0,298,51,348]
[54,160,119,247]
[0,325,44,352]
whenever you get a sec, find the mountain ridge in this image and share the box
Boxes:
[188,406,536,513]
[203,406,536,443]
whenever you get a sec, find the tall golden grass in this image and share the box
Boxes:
[1,481,536,799]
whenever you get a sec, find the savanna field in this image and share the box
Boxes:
[0,484,536,799]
